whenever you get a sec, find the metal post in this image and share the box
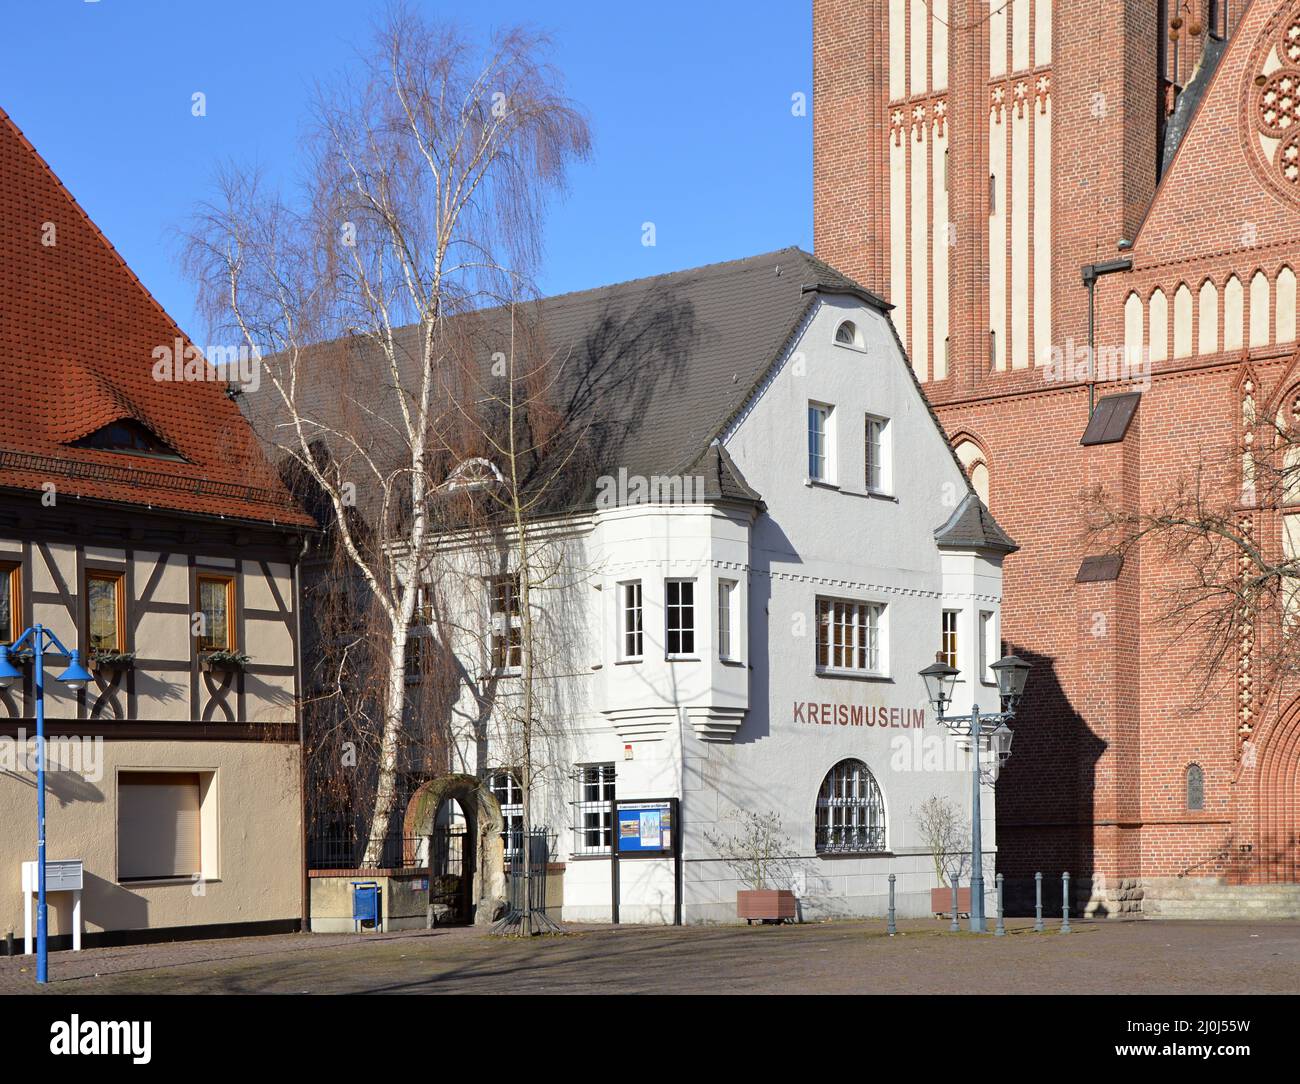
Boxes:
[995,873,1005,936]
[1034,871,1044,932]
[887,873,896,936]
[969,704,985,932]
[1061,871,1072,933]
[950,877,960,932]
[34,625,47,984]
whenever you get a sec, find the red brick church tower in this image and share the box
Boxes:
[815,0,1300,914]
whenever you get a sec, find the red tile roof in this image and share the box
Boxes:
[0,106,312,528]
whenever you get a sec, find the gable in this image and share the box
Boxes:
[0,107,309,526]
[1134,1,1300,265]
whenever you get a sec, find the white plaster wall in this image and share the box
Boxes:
[434,296,1007,924]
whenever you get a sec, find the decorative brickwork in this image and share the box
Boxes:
[816,0,1300,905]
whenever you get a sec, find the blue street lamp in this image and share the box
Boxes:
[920,652,1030,934]
[0,628,91,984]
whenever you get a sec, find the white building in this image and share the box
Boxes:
[420,248,1019,924]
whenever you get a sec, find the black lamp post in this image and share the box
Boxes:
[919,653,1030,932]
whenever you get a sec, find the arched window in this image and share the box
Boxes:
[815,759,886,854]
[834,320,859,347]
[1185,763,1205,811]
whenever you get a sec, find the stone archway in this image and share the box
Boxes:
[404,774,506,926]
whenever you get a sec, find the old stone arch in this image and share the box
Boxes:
[1255,699,1300,884]
[403,774,506,926]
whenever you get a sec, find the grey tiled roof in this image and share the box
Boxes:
[933,492,1019,554]
[246,247,886,517]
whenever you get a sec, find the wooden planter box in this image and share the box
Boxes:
[89,655,134,673]
[200,656,245,674]
[737,889,798,925]
[931,886,972,918]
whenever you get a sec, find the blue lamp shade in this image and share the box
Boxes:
[56,651,93,691]
[0,644,22,689]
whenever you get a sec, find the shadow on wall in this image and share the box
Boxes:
[995,646,1107,917]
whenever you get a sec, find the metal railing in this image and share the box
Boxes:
[307,829,427,871]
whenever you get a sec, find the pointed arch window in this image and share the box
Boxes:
[815,759,886,854]
[1185,763,1205,811]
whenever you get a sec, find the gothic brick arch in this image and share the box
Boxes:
[1254,693,1300,882]
[950,430,991,506]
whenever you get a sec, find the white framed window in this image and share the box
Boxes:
[834,319,860,347]
[620,580,643,660]
[808,402,834,483]
[979,610,998,684]
[815,759,887,854]
[865,414,890,493]
[665,578,696,657]
[490,769,524,860]
[816,597,885,675]
[488,573,521,672]
[717,578,739,661]
[573,763,615,855]
[941,609,959,669]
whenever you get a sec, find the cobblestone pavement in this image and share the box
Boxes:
[3,918,1298,995]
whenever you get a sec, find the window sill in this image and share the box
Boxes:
[615,658,644,666]
[117,876,218,887]
[719,657,745,667]
[804,478,840,491]
[566,852,613,861]
[816,851,894,860]
[815,668,893,683]
[837,488,897,502]
[665,656,700,662]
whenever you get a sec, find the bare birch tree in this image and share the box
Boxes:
[183,5,590,863]
[426,304,595,932]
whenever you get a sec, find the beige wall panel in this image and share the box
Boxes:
[242,561,292,613]
[0,740,301,937]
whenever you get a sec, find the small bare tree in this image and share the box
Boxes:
[913,795,970,888]
[1083,393,1300,729]
[705,810,799,892]
[184,5,590,863]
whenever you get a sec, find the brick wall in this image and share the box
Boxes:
[815,0,1300,903]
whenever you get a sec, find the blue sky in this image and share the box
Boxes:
[1,0,813,342]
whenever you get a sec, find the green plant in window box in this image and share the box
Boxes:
[88,650,135,672]
[200,649,250,673]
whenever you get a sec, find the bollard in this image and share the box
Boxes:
[1034,871,1044,932]
[887,873,897,936]
[1061,871,1072,933]
[995,873,1006,936]
[950,878,960,932]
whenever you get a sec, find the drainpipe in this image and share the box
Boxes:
[1080,257,1134,418]
[293,531,310,933]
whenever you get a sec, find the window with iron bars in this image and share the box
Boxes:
[571,763,615,855]
[490,769,524,860]
[815,759,887,854]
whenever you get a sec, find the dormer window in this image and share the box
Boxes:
[71,419,181,460]
[834,320,860,348]
[440,456,504,493]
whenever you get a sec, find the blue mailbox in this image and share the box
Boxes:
[351,880,381,932]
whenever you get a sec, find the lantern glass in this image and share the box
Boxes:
[991,655,1030,706]
[919,658,959,715]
